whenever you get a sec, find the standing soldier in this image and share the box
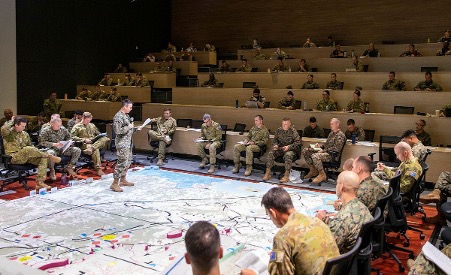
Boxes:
[196,114,223,174]
[147,108,177,167]
[233,114,269,176]
[1,116,61,190]
[43,91,62,119]
[70,112,110,176]
[263,117,301,183]
[39,117,81,178]
[110,99,143,192]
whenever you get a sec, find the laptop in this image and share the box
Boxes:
[245,101,259,108]
[345,66,357,72]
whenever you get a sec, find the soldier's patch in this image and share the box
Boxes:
[409,171,417,177]
[269,250,284,263]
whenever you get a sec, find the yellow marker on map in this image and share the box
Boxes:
[18,256,32,262]
[102,234,116,241]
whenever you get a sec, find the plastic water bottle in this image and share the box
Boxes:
[351,134,356,144]
[288,65,291,72]
[235,99,239,108]
[427,37,431,43]
[343,51,347,58]
[303,101,308,111]
[351,50,355,58]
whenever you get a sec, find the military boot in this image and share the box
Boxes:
[97,168,105,176]
[244,165,253,176]
[47,154,61,163]
[120,176,135,186]
[49,169,57,181]
[110,178,123,192]
[199,158,208,168]
[312,170,327,185]
[419,189,441,204]
[65,163,77,178]
[280,170,290,183]
[304,165,318,179]
[262,168,271,181]
[35,180,50,190]
[156,158,164,166]
[208,165,215,174]
[425,211,447,226]
[232,163,241,173]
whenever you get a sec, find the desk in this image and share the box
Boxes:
[198,72,451,91]
[153,51,217,65]
[110,72,176,88]
[76,85,151,103]
[129,61,198,76]
[61,100,121,121]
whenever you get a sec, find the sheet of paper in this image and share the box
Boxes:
[422,241,451,275]
[141,118,151,128]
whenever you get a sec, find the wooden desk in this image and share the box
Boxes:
[198,72,451,91]
[76,85,151,103]
[61,100,121,121]
[153,51,217,65]
[171,87,449,115]
[129,61,198,76]
[110,72,176,88]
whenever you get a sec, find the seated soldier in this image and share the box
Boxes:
[415,119,431,146]
[273,47,287,60]
[375,141,422,202]
[90,86,103,101]
[345,119,365,141]
[28,112,48,133]
[253,47,266,60]
[248,88,265,108]
[262,117,301,183]
[67,110,83,132]
[401,129,428,162]
[204,43,216,52]
[297,59,310,72]
[39,117,81,179]
[361,42,379,57]
[303,116,325,138]
[272,57,288,72]
[97,88,111,101]
[316,90,337,111]
[70,112,110,176]
[201,73,220,88]
[407,243,451,274]
[302,118,346,184]
[98,73,113,86]
[235,59,252,72]
[330,44,344,58]
[195,114,222,174]
[75,87,93,100]
[134,73,149,87]
[382,71,406,91]
[277,90,296,110]
[108,87,122,102]
[351,55,364,72]
[233,114,269,176]
[346,88,365,113]
[326,73,343,90]
[301,74,320,89]
[316,171,372,254]
[414,71,443,91]
[1,116,61,190]
[147,108,177,167]
[121,73,135,86]
[399,44,421,57]
[142,52,156,62]
[184,221,223,275]
[163,60,176,72]
[114,63,128,73]
[219,60,232,72]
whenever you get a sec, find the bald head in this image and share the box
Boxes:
[394,141,413,162]
[337,171,360,195]
[395,141,411,152]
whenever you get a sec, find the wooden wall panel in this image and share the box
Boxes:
[171,0,450,52]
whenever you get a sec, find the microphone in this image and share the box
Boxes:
[130,117,134,122]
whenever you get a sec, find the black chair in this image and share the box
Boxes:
[368,135,401,164]
[147,122,174,164]
[263,101,270,108]
[218,82,224,88]
[233,123,246,133]
[191,120,204,129]
[394,106,415,114]
[0,155,35,192]
[363,65,369,72]
[340,81,344,90]
[204,124,228,169]
[403,162,429,225]
[176,118,192,128]
[363,129,375,142]
[273,130,303,179]
[243,82,256,88]
[421,66,438,72]
[289,44,301,48]
[251,67,258,72]
[294,100,302,110]
[420,148,432,163]
[321,138,347,181]
[439,202,451,249]
[322,237,362,275]
[323,128,331,137]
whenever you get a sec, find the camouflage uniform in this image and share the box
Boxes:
[233,125,269,165]
[219,64,232,72]
[327,198,373,254]
[167,45,177,52]
[43,99,62,119]
[354,60,364,72]
[201,79,219,87]
[297,64,310,72]
[408,243,451,275]
[303,125,325,138]
[1,121,49,182]
[253,53,266,60]
[76,89,93,100]
[345,126,366,141]
[90,89,102,101]
[97,90,111,101]
[433,171,451,196]
[273,64,288,72]
[301,81,320,89]
[382,79,406,91]
[412,141,427,162]
[98,77,113,86]
[416,131,431,146]
[122,77,135,86]
[28,117,48,133]
[147,117,177,161]
[135,77,149,87]
[302,130,346,172]
[274,51,287,60]
[277,97,296,109]
[235,64,252,72]
[108,92,122,102]
[196,120,222,165]
[0,117,9,128]
[113,110,135,179]
[346,99,365,112]
[326,81,343,90]
[316,99,337,111]
[266,127,301,171]
[356,175,388,213]
[71,123,109,169]
[39,125,81,167]
[67,118,78,132]
[383,158,422,200]
[414,80,443,91]
[268,211,340,275]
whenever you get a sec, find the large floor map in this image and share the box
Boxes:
[0,167,337,274]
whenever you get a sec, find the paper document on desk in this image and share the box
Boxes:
[60,140,74,153]
[235,249,269,275]
[310,144,321,151]
[194,139,209,143]
[422,241,451,275]
[358,141,376,147]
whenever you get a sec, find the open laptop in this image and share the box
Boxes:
[245,101,259,108]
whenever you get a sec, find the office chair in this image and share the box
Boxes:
[368,135,401,165]
[191,120,203,129]
[439,202,451,249]
[363,129,375,142]
[323,128,331,137]
[204,124,228,170]
[243,82,256,88]
[147,122,174,164]
[363,65,369,72]
[403,162,429,225]
[263,101,270,108]
[233,123,246,133]
[322,237,362,275]
[176,118,192,128]
[321,139,346,181]
[394,106,415,114]
[294,100,302,110]
[251,67,258,72]
[340,81,344,90]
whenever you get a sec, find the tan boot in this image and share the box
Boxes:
[312,170,327,185]
[280,170,290,183]
[49,169,56,181]
[304,165,318,179]
[65,163,77,178]
[156,158,164,166]
[47,154,61,164]
[244,165,253,176]
[262,168,271,181]
[425,212,447,226]
[35,180,50,190]
[83,147,93,155]
[419,189,441,204]
[110,178,123,192]
[208,165,215,174]
[97,168,105,176]
[232,163,241,173]
[199,158,208,168]
[120,176,135,186]
[407,259,415,269]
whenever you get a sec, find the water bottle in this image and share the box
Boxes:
[303,101,308,111]
[427,37,431,43]
[61,173,68,185]
[343,51,347,58]
[240,54,244,60]
[351,50,355,58]
[351,134,356,144]
[288,65,291,72]
[235,99,239,108]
